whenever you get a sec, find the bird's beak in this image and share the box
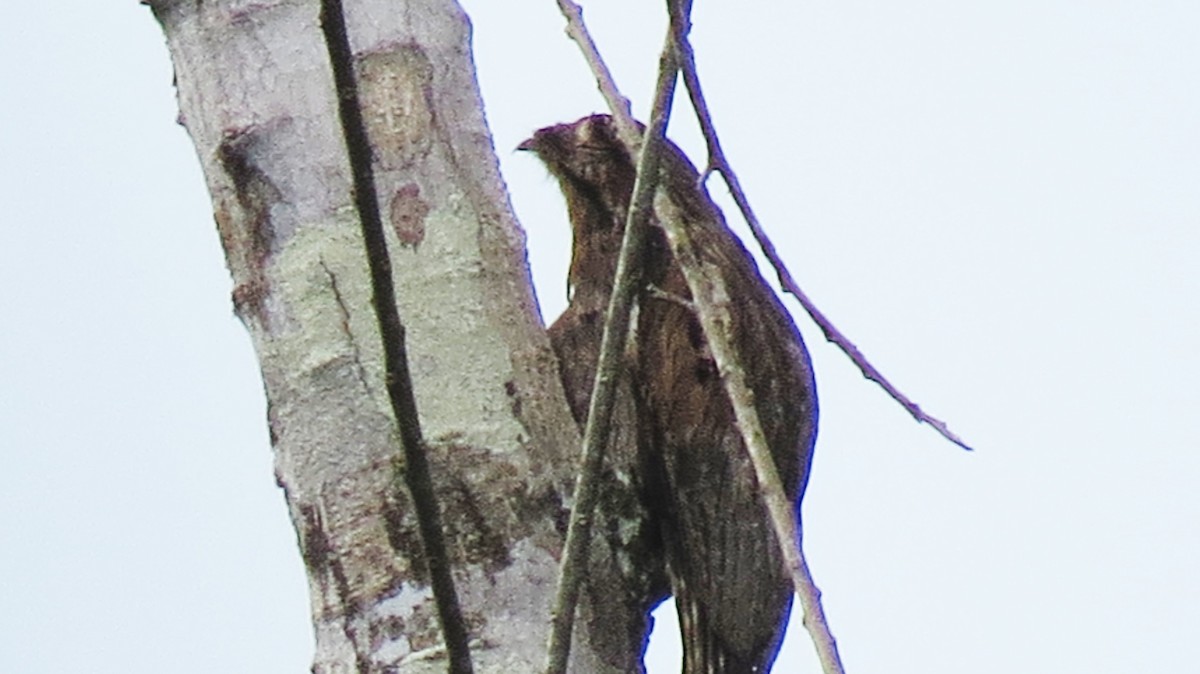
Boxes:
[516,138,535,152]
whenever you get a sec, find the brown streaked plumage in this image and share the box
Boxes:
[521,114,818,673]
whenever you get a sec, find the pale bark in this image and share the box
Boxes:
[146,0,623,671]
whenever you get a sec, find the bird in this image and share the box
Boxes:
[520,114,818,673]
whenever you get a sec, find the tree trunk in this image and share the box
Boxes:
[146,0,623,670]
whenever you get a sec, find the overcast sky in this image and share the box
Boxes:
[2,1,1197,672]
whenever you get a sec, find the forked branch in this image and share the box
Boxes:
[553,1,847,672]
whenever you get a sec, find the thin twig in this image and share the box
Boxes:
[654,183,847,674]
[664,8,846,672]
[542,13,683,674]
[667,10,844,666]
[672,19,973,452]
[318,2,474,673]
[555,0,642,148]
[558,1,848,671]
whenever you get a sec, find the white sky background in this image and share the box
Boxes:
[2,1,1197,672]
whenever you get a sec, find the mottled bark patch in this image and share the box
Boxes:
[389,182,429,248]
[382,443,527,580]
[381,490,428,582]
[356,45,435,171]
[299,503,358,620]
[216,126,281,325]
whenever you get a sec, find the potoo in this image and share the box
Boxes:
[520,114,818,673]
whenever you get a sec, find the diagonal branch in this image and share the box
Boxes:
[319,2,473,672]
[554,0,644,150]
[555,1,848,671]
[662,9,844,673]
[672,16,973,452]
[542,17,683,674]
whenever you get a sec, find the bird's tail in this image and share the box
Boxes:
[674,573,790,674]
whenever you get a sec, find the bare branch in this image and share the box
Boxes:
[672,14,973,452]
[554,0,849,670]
[655,174,846,674]
[551,0,976,669]
[319,2,473,672]
[542,14,683,674]
[554,0,642,149]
